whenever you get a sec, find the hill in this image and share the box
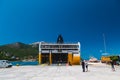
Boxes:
[0,42,39,61]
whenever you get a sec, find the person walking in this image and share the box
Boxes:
[110,60,115,71]
[85,61,88,72]
[81,60,85,72]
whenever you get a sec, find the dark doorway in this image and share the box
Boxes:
[52,53,68,64]
[41,53,49,64]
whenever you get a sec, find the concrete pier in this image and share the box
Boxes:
[0,63,120,80]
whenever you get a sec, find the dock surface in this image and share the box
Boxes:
[0,63,120,80]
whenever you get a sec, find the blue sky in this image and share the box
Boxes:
[0,0,120,59]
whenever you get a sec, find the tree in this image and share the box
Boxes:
[110,56,119,61]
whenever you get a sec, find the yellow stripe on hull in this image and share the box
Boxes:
[72,56,80,65]
[49,53,52,64]
[68,53,73,65]
[38,53,41,64]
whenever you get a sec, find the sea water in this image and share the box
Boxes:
[11,61,38,66]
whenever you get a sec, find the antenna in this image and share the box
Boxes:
[103,33,107,53]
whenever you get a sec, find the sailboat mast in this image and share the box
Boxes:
[103,34,107,53]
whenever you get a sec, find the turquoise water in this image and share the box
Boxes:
[11,61,39,66]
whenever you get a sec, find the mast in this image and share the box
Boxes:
[103,33,107,53]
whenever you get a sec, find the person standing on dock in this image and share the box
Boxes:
[81,60,85,72]
[85,61,88,72]
[110,60,115,71]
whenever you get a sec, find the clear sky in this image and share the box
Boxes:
[0,0,120,59]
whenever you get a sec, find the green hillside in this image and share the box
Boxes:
[0,42,39,61]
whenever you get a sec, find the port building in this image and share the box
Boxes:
[38,35,81,65]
